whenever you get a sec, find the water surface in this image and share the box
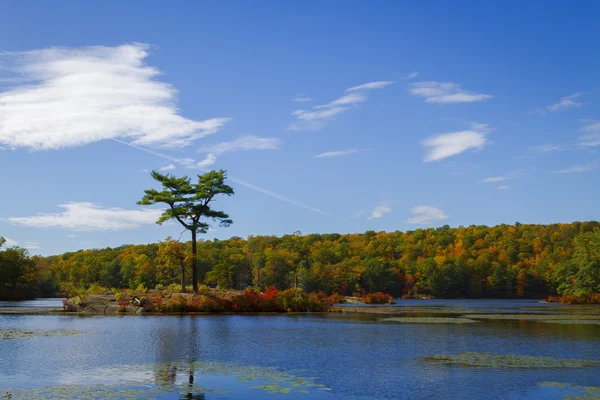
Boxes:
[1,299,598,399]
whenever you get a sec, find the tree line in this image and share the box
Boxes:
[5,221,599,300]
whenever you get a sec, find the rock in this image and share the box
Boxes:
[82,303,109,314]
[105,305,121,314]
[168,293,194,301]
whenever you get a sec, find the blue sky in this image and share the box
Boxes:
[0,1,598,255]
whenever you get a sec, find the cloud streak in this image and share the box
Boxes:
[578,121,600,147]
[409,81,492,104]
[0,43,229,150]
[289,81,392,131]
[113,139,338,219]
[314,149,363,159]
[535,93,583,115]
[407,205,448,224]
[198,136,281,155]
[422,124,490,162]
[556,164,593,174]
[480,171,522,183]
[6,202,164,231]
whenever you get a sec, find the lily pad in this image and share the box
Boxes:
[381,317,478,324]
[540,382,600,400]
[0,328,81,340]
[423,352,598,369]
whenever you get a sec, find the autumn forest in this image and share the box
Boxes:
[2,221,600,302]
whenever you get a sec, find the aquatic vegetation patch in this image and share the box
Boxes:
[423,352,598,369]
[541,319,600,325]
[381,317,478,324]
[465,314,600,325]
[467,314,600,321]
[540,382,600,400]
[0,328,81,340]
[3,360,332,399]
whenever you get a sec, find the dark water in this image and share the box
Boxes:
[0,300,599,399]
[0,298,65,308]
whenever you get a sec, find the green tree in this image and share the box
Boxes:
[138,170,234,292]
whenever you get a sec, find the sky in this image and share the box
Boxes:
[0,1,599,256]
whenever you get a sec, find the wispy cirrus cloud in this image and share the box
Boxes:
[289,81,392,131]
[422,123,490,162]
[314,148,364,159]
[114,139,338,219]
[578,121,600,147]
[496,185,510,190]
[159,164,176,172]
[5,202,164,231]
[345,81,394,92]
[480,170,522,183]
[293,93,313,102]
[409,81,492,104]
[199,136,281,155]
[529,144,563,153]
[534,93,583,115]
[555,164,593,174]
[23,241,41,250]
[405,72,419,80]
[0,43,229,150]
[407,205,448,224]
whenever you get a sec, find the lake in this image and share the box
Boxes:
[0,299,599,399]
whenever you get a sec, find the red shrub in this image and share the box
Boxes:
[364,292,394,304]
[328,292,346,304]
[590,294,600,304]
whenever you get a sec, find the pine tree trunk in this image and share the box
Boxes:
[191,230,198,292]
[180,260,185,293]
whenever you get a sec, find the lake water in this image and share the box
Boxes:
[0,299,599,399]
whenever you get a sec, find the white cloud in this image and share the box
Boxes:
[289,81,392,131]
[530,144,562,153]
[1,237,18,247]
[314,149,362,158]
[406,72,419,80]
[293,93,313,102]
[345,81,394,92]
[314,93,367,109]
[0,43,230,150]
[496,185,510,190]
[409,81,492,103]
[23,241,41,250]
[578,121,600,147]
[480,171,522,183]
[369,203,392,219]
[198,135,281,155]
[67,234,79,238]
[407,205,448,224]
[159,164,176,172]
[555,164,593,174]
[196,154,217,169]
[538,93,583,114]
[6,202,164,231]
[422,124,489,162]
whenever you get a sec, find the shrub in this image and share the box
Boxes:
[364,292,394,304]
[328,292,346,304]
[231,289,263,312]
